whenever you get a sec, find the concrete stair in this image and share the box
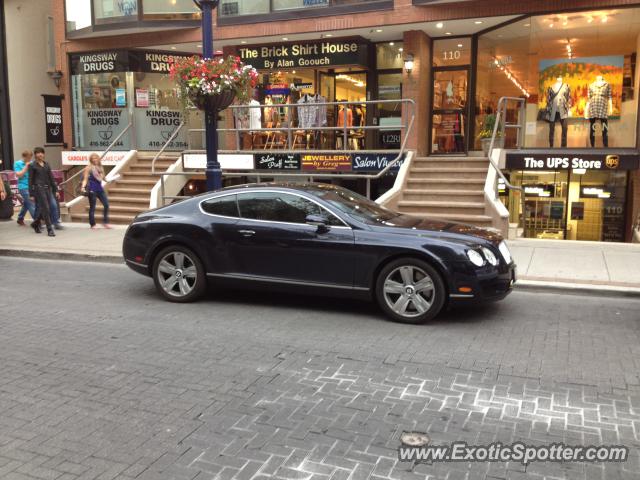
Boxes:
[396,156,492,228]
[70,152,178,225]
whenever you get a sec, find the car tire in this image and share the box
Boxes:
[152,245,206,303]
[375,257,446,324]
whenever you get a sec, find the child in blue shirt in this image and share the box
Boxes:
[14,150,35,225]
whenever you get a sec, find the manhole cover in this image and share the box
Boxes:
[400,431,429,447]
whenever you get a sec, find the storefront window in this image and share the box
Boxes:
[142,0,200,17]
[71,71,132,150]
[220,0,269,16]
[133,72,190,151]
[432,38,472,67]
[219,0,383,17]
[508,169,628,241]
[273,0,329,10]
[378,73,402,149]
[65,0,92,32]
[93,0,138,23]
[377,42,403,70]
[477,8,639,149]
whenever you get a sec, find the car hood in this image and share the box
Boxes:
[370,214,503,245]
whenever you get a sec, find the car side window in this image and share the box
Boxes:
[237,192,344,226]
[201,195,239,218]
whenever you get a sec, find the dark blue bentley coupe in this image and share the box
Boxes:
[123,183,516,324]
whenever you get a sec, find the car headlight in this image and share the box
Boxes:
[481,247,499,266]
[466,249,485,267]
[498,241,512,264]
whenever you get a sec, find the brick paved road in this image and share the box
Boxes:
[0,257,638,480]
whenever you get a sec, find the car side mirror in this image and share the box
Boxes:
[306,214,330,233]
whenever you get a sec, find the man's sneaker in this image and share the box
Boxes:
[47,229,56,237]
[103,224,113,229]
[31,222,42,234]
[17,219,25,226]
[54,223,64,230]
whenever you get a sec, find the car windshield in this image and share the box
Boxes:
[308,186,404,225]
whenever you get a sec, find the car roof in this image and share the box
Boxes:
[218,182,343,195]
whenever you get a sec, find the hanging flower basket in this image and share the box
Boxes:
[188,89,236,112]
[169,55,259,112]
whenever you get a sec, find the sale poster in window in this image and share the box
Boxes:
[538,56,624,118]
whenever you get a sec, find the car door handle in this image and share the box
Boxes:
[238,230,256,237]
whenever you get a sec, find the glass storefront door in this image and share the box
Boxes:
[432,68,469,154]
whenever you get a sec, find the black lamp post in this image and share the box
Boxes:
[193,0,222,191]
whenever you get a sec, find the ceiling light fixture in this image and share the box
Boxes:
[324,34,333,37]
[601,15,608,23]
[376,29,383,33]
[436,22,444,29]
[474,21,483,25]
[282,37,289,41]
[457,44,463,48]
[445,32,452,35]
[170,46,177,50]
[389,42,394,46]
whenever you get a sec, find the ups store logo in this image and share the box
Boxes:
[605,155,620,169]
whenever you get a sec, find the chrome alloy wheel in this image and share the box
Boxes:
[382,265,435,318]
[156,251,198,298]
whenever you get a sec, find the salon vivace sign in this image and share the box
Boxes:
[238,39,368,69]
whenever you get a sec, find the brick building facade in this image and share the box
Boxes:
[51,0,640,241]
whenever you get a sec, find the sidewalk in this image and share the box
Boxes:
[1,219,639,294]
[0,219,124,263]
[508,238,640,295]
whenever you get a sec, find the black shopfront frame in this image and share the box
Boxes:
[0,3,13,169]
[428,35,477,155]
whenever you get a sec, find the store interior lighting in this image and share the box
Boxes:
[493,57,530,97]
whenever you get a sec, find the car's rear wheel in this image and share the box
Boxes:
[375,258,445,324]
[152,246,206,303]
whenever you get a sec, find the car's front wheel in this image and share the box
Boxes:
[375,258,445,324]
[152,245,206,303]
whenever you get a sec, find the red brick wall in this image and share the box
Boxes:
[402,30,431,156]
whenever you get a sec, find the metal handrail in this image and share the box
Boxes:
[59,122,133,195]
[487,96,527,237]
[152,99,415,205]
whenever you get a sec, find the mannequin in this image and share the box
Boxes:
[585,75,613,147]
[547,76,571,148]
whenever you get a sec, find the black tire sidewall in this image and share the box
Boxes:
[152,245,206,303]
[375,257,446,324]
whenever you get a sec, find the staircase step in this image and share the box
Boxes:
[413,158,489,168]
[128,165,169,172]
[107,187,151,198]
[70,213,136,225]
[402,189,484,202]
[84,204,147,214]
[107,196,151,205]
[409,168,487,179]
[397,212,494,226]
[398,200,486,216]
[407,179,485,191]
[117,179,159,186]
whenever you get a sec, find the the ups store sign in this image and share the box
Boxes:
[237,38,369,70]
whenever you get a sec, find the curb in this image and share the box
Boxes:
[515,279,640,298]
[2,249,639,298]
[0,249,124,265]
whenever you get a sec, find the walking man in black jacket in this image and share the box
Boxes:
[29,147,57,237]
